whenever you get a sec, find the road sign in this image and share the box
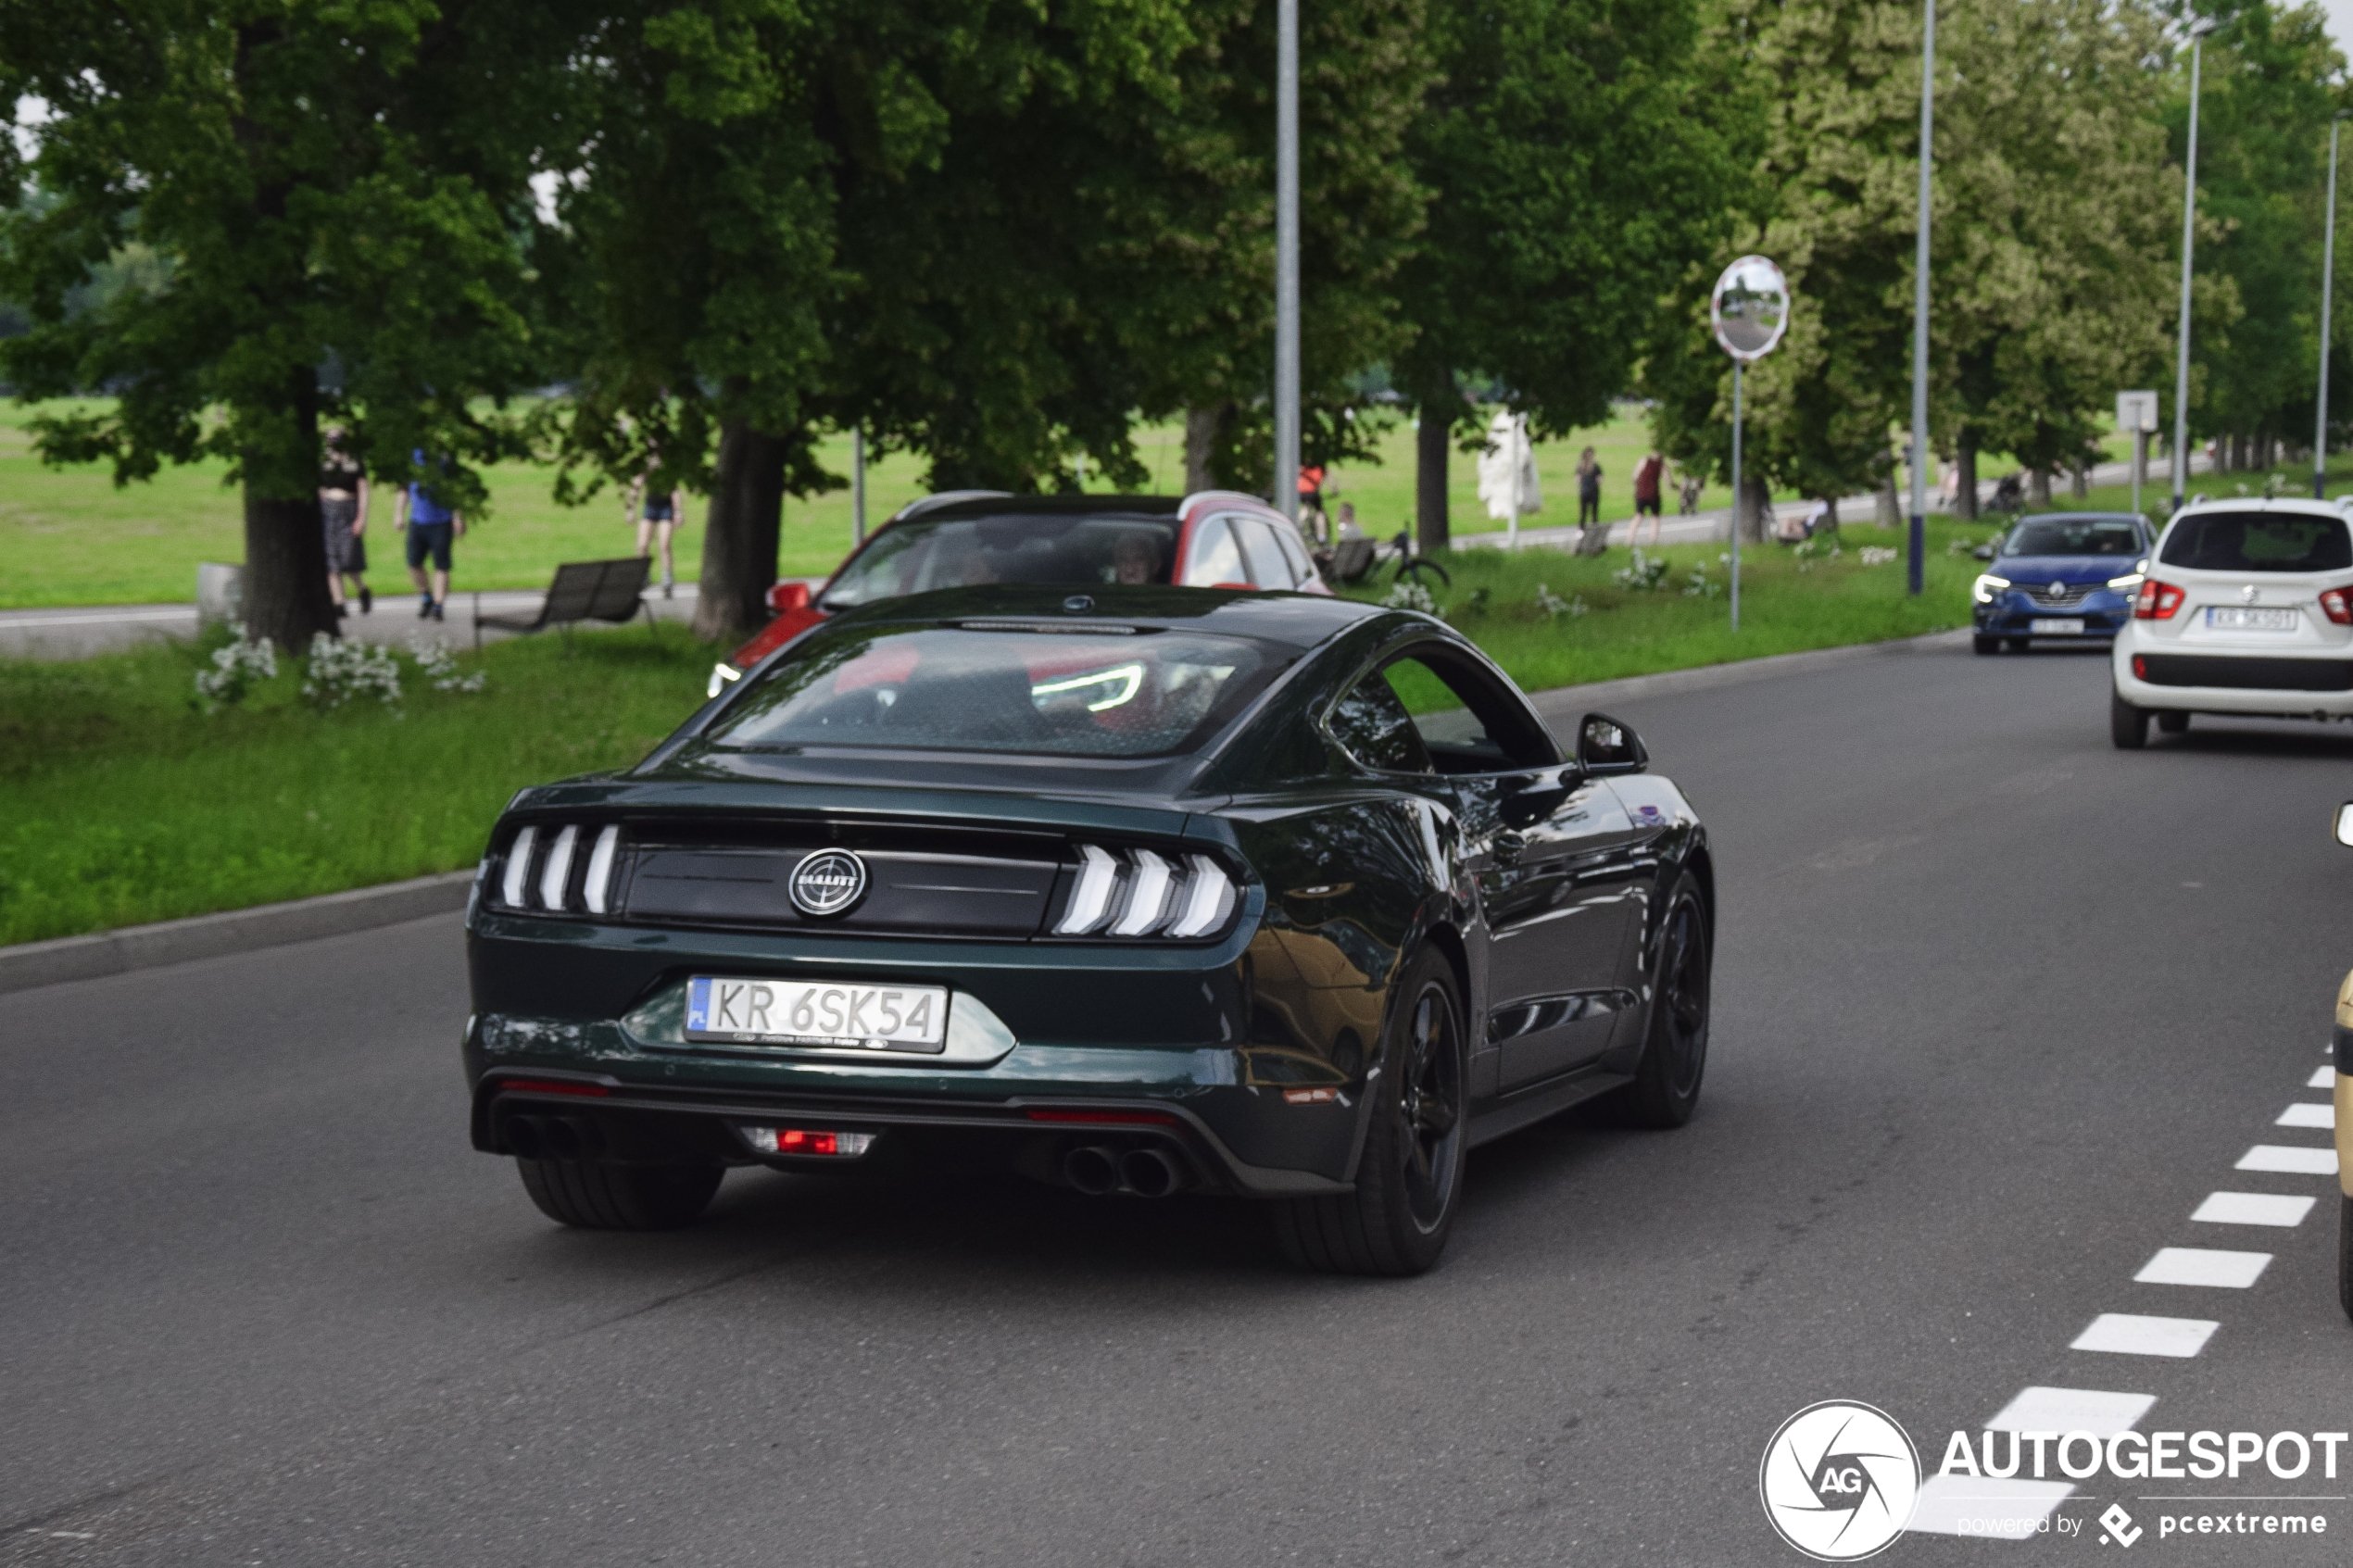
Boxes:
[2117,390,2158,433]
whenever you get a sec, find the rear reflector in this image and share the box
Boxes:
[1025,1108,1179,1125]
[744,1126,876,1157]
[497,1077,610,1098]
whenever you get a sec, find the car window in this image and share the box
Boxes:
[1375,646,1562,774]
[2159,511,2353,573]
[1230,517,1294,588]
[1268,518,1316,585]
[1325,671,1431,774]
[2002,520,2144,558]
[711,625,1288,759]
[821,513,1178,608]
[1182,516,1249,587]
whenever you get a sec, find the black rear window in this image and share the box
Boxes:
[823,513,1178,609]
[2159,511,2353,573]
[2002,519,2142,558]
[709,624,1288,759]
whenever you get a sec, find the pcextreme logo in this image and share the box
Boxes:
[1759,1400,1922,1562]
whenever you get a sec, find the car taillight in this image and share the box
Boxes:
[2133,580,2184,620]
[1052,845,1239,939]
[2322,588,2353,626]
[490,822,623,915]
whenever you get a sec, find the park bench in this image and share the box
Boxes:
[472,557,655,652]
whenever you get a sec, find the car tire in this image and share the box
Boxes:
[516,1158,724,1230]
[1972,634,1999,656]
[1272,947,1466,1277]
[2340,1196,2353,1323]
[2157,710,2190,734]
[1607,873,1712,1130]
[2110,690,2149,749]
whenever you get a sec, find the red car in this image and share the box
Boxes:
[707,489,1330,697]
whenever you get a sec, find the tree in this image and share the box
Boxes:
[1393,0,1745,551]
[0,0,590,647]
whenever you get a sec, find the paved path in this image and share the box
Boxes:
[6,642,2348,1563]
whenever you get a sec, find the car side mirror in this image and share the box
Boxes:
[1972,545,1995,561]
[767,581,812,614]
[1578,712,1647,777]
[2335,800,2353,847]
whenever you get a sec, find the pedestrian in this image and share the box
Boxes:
[1631,447,1666,547]
[626,458,682,598]
[319,425,371,617]
[1297,464,1329,545]
[1678,469,1703,516]
[396,449,463,622]
[1572,445,1605,555]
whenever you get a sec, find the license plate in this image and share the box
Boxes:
[686,976,950,1053]
[2029,618,2085,634]
[2207,606,2298,631]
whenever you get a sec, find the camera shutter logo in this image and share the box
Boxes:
[1758,1400,1920,1561]
[789,850,869,918]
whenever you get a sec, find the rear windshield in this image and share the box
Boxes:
[823,513,1178,609]
[709,625,1287,759]
[2159,511,2353,573]
[2002,519,2142,558]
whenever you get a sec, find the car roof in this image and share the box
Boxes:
[820,582,1383,650]
[2007,511,2145,525]
[2163,496,2353,524]
[899,494,1186,525]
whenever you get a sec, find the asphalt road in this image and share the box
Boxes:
[8,638,2352,1566]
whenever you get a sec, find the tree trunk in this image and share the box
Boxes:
[1815,495,1840,538]
[240,367,336,652]
[1877,466,1900,527]
[1955,440,1979,520]
[695,418,788,645]
[2028,467,2051,506]
[1736,472,1770,544]
[2071,462,2090,499]
[1416,406,1451,556]
[1183,404,1228,494]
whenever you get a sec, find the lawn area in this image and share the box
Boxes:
[0,623,715,946]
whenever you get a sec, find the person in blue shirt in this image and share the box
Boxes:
[396,450,465,621]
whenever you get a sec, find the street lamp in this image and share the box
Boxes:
[2316,109,2350,500]
[1273,0,1300,523]
[1906,0,1935,597]
[2171,15,2218,516]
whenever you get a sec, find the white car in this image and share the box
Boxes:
[2110,496,2353,748]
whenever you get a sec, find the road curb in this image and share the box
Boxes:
[1527,627,1974,720]
[0,871,475,997]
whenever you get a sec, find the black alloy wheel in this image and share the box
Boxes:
[2110,689,2149,749]
[517,1158,724,1230]
[1273,947,1466,1276]
[1610,873,1712,1129]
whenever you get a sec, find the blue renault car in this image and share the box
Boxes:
[1971,511,2152,654]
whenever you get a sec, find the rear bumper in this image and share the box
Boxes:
[2113,635,2353,716]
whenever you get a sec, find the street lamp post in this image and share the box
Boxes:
[2171,17,2218,516]
[1273,0,1301,524]
[2317,111,2349,500]
[1907,0,1935,597]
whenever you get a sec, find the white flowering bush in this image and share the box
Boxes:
[1858,546,1898,566]
[1611,548,1669,592]
[408,635,487,693]
[1681,565,1721,598]
[302,633,404,709]
[193,627,278,713]
[1380,579,1437,614]
[1534,583,1588,619]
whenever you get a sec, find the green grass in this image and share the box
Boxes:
[0,623,717,946]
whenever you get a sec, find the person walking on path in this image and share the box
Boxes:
[1631,448,1666,547]
[1573,446,1605,555]
[626,460,682,597]
[396,450,463,621]
[319,426,371,618]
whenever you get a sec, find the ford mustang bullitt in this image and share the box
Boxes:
[465,585,1715,1274]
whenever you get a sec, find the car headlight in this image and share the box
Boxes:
[707,661,742,700]
[2108,572,2145,593]
[1972,573,2010,605]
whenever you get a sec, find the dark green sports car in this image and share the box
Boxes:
[465,583,1714,1273]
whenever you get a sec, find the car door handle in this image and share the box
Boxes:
[1493,830,1529,864]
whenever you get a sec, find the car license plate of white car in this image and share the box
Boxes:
[686,976,950,1053]
[2029,618,2085,634]
[2206,607,2298,631]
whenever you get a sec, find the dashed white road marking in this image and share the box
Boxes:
[2235,1144,2339,1175]
[1983,1386,2156,1436]
[2133,1247,2272,1288]
[2308,1066,2334,1090]
[2192,1191,2315,1227]
[1907,1475,2074,1538]
[2276,1102,2335,1129]
[2071,1313,2220,1358]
